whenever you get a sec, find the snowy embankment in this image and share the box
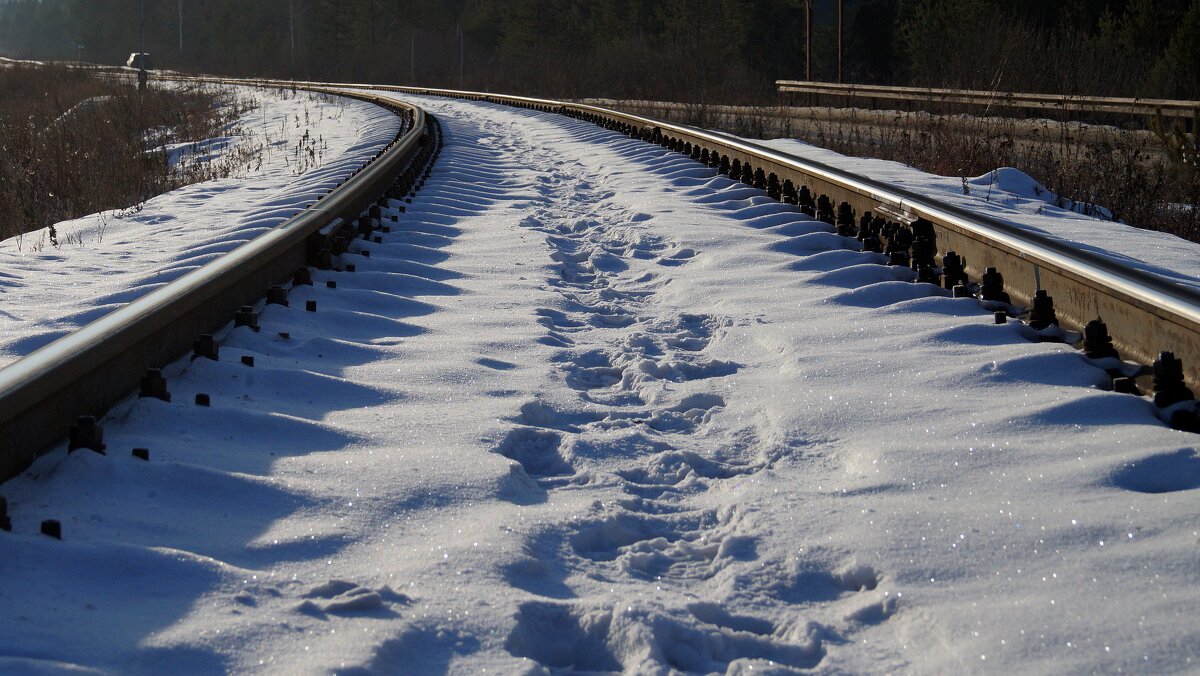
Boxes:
[0,92,1198,673]
[0,85,400,368]
[759,138,1200,291]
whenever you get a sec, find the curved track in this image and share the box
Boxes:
[0,82,434,481]
[0,76,1197,673]
[4,73,1194,485]
[369,84,1200,394]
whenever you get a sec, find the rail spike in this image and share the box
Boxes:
[797,186,815,216]
[68,416,105,454]
[979,267,1011,304]
[1153,352,1195,409]
[138,368,171,402]
[1027,290,1058,330]
[941,251,967,289]
[1082,319,1119,360]
[836,202,856,237]
[816,194,835,225]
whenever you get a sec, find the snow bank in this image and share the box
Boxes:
[761,138,1200,291]
[0,85,399,368]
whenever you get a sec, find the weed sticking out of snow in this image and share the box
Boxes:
[0,65,254,244]
[0,84,398,367]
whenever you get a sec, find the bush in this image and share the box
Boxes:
[0,64,237,243]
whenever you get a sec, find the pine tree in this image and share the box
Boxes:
[1162,1,1200,98]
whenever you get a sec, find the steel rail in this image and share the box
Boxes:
[776,80,1200,120]
[302,82,1199,392]
[0,82,428,482]
[0,69,1194,484]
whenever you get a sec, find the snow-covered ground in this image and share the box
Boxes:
[0,84,400,368]
[0,91,1198,674]
[759,138,1200,292]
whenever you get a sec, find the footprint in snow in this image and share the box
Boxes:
[505,601,826,672]
[494,426,573,477]
[657,247,697,266]
[295,579,410,617]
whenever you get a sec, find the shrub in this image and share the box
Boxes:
[0,64,239,243]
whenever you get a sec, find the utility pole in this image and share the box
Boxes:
[289,0,296,80]
[837,0,843,83]
[178,0,183,59]
[804,0,812,82]
[138,0,147,91]
[458,21,464,89]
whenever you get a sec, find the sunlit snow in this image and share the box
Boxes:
[0,90,1196,673]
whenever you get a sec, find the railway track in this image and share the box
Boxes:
[0,71,1197,672]
[373,84,1200,423]
[168,81,1200,411]
[0,79,440,483]
[0,73,1196,488]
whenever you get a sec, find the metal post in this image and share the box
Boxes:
[138,0,147,91]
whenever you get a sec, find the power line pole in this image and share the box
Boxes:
[289,0,296,79]
[369,0,375,44]
[138,0,147,91]
[837,0,843,83]
[804,0,812,82]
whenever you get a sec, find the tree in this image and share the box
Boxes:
[1161,1,1200,98]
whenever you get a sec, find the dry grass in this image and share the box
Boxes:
[0,64,244,243]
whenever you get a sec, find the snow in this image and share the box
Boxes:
[0,85,400,367]
[964,166,1114,221]
[758,138,1200,293]
[0,91,1198,673]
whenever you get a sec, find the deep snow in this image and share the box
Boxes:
[0,84,400,368]
[759,138,1200,293]
[0,90,1197,674]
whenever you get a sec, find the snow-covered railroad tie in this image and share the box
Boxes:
[389,85,1200,434]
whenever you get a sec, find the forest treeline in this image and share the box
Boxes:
[0,0,1198,102]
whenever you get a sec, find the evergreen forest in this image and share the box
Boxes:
[0,0,1198,102]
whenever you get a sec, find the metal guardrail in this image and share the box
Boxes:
[0,81,429,482]
[775,80,1200,121]
[350,83,1199,399]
